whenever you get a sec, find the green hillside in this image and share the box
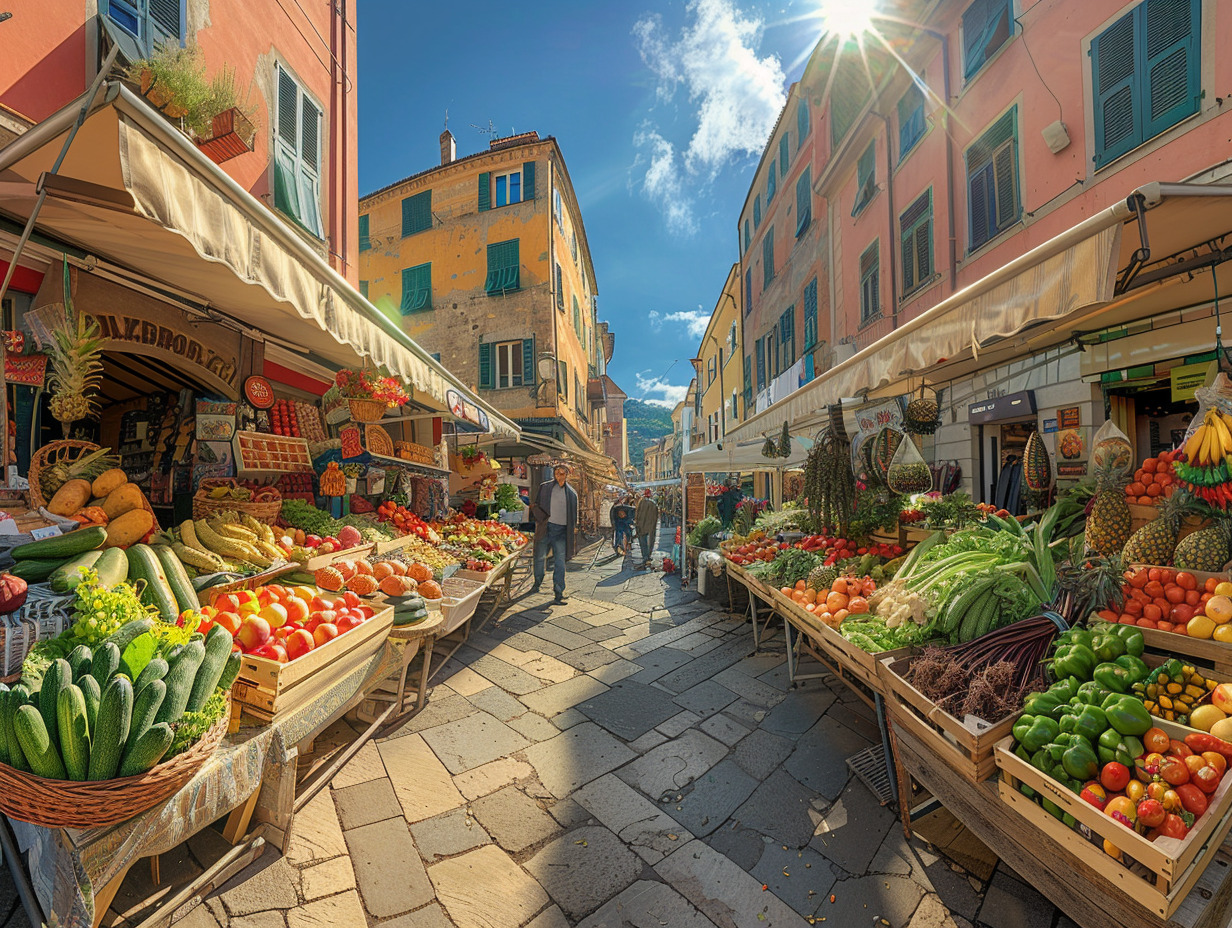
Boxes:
[624,398,674,477]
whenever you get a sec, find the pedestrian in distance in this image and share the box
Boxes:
[634,488,659,570]
[531,464,577,604]
[611,494,635,556]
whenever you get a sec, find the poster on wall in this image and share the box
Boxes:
[1057,427,1088,462]
[848,398,905,438]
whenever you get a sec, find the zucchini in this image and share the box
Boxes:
[57,685,91,781]
[0,685,9,766]
[155,639,205,726]
[216,650,241,693]
[3,686,29,772]
[127,679,164,749]
[38,659,70,751]
[67,645,93,682]
[48,550,103,593]
[79,674,101,736]
[13,705,67,780]
[91,641,122,684]
[89,676,133,781]
[186,625,234,712]
[12,525,107,561]
[94,547,129,588]
[153,545,200,614]
[133,658,168,695]
[8,559,65,583]
[126,544,178,622]
[105,618,154,653]
[118,722,172,777]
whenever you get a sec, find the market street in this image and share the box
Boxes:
[70,532,1075,928]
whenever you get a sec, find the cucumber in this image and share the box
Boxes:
[186,625,235,712]
[2,686,29,772]
[134,658,168,695]
[216,650,241,693]
[105,618,154,654]
[67,645,93,682]
[12,525,106,561]
[91,641,122,685]
[38,659,70,750]
[126,545,178,622]
[88,676,133,781]
[118,722,173,777]
[57,685,90,781]
[93,547,129,588]
[127,679,164,749]
[48,550,103,593]
[153,545,200,614]
[8,559,65,583]
[13,705,67,780]
[79,674,101,735]
[155,639,205,726]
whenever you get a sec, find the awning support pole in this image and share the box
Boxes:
[0,44,119,486]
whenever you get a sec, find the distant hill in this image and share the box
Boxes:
[624,398,674,477]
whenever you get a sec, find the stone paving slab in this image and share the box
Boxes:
[429,845,549,928]
[617,729,727,800]
[574,680,682,740]
[750,844,838,917]
[668,758,759,837]
[574,880,719,928]
[419,710,531,774]
[520,675,609,717]
[522,721,637,798]
[655,839,809,928]
[524,826,644,919]
[410,807,491,861]
[344,817,435,918]
[379,734,466,822]
[573,773,693,863]
[731,768,821,848]
[470,785,562,852]
[673,679,739,718]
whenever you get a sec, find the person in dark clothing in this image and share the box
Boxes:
[634,489,659,569]
[611,495,635,555]
[531,465,578,604]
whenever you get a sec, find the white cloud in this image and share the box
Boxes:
[632,0,787,233]
[649,308,711,339]
[636,371,690,408]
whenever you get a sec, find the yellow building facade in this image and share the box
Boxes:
[693,263,742,444]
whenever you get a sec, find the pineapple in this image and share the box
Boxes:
[1086,458,1132,556]
[46,308,104,425]
[1173,519,1232,572]
[1122,491,1192,566]
[807,564,838,592]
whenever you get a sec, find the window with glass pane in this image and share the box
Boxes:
[898,83,926,160]
[495,170,522,207]
[273,63,323,238]
[860,242,880,324]
[962,0,1012,78]
[966,107,1020,250]
[901,190,933,294]
[401,263,432,313]
[495,341,525,389]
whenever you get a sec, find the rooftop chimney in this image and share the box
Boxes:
[440,129,456,166]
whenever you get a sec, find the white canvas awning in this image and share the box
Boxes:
[681,436,812,474]
[0,83,520,440]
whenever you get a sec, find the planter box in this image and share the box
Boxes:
[878,653,1016,783]
[195,107,256,164]
[994,726,1232,919]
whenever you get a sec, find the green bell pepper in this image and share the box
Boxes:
[1092,633,1127,662]
[1019,715,1061,752]
[1075,681,1112,705]
[1105,696,1153,736]
[1115,654,1150,684]
[1048,678,1081,700]
[1097,729,1144,767]
[1061,735,1100,781]
[1022,690,1068,720]
[1106,624,1145,657]
[1061,628,1094,649]
[1052,644,1097,681]
[1093,662,1131,694]
[1060,706,1107,742]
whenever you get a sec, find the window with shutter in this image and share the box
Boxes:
[494,170,522,207]
[766,328,779,378]
[745,269,753,316]
[755,338,766,391]
[558,361,568,399]
[743,356,753,408]
[965,107,1019,250]
[478,342,494,389]
[107,0,184,52]
[523,161,537,200]
[400,263,432,313]
[779,136,790,174]
[555,263,564,309]
[780,307,795,369]
[744,220,751,253]
[1091,0,1200,169]
[573,295,581,332]
[803,278,818,349]
[859,242,880,324]
[402,191,432,236]
[852,142,876,216]
[571,232,578,263]
[753,195,761,230]
[272,64,322,238]
[491,340,527,388]
[478,173,491,212]
[762,229,774,288]
[796,168,812,237]
[900,190,933,295]
[962,0,1012,79]
[897,83,926,160]
[523,338,537,385]
[485,239,520,293]
[358,215,371,252]
[553,190,563,225]
[797,100,810,145]
[766,162,776,203]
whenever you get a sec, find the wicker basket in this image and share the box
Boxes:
[27,440,105,510]
[0,697,230,828]
[347,398,387,423]
[365,425,394,457]
[0,593,74,681]
[192,478,282,524]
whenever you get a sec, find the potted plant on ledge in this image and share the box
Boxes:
[335,368,410,423]
[458,445,488,471]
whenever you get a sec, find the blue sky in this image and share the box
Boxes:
[357,1,818,407]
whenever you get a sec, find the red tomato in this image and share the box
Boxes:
[1172,741,1195,759]
[1101,762,1132,792]
[1158,814,1188,839]
[1137,798,1166,828]
[1160,757,1191,786]
[1193,765,1222,795]
[1176,783,1208,816]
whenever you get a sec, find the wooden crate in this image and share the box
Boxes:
[231,606,393,718]
[374,533,416,555]
[1127,504,1210,538]
[302,543,375,572]
[441,578,486,635]
[878,654,1017,783]
[994,731,1232,919]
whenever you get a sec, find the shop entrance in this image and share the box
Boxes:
[970,391,1038,515]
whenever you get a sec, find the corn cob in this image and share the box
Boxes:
[240,512,275,544]
[211,520,258,542]
[173,540,227,572]
[194,519,271,566]
[253,539,284,560]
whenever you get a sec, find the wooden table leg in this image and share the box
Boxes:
[416,638,436,712]
[222,787,262,845]
[92,862,134,928]
[150,855,160,887]
[886,720,915,840]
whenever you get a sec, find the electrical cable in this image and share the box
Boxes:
[1014,16,1063,124]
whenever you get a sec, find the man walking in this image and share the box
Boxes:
[634,489,659,570]
[531,464,577,604]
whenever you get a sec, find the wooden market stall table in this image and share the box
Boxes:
[888,720,1232,928]
[469,541,530,634]
[357,611,444,723]
[724,562,783,653]
[3,642,402,928]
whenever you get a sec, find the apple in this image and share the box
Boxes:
[336,613,363,633]
[1211,684,1232,715]
[259,602,289,629]
[313,623,339,647]
[286,629,316,660]
[305,534,322,547]
[238,615,272,651]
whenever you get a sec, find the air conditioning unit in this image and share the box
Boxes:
[832,342,856,364]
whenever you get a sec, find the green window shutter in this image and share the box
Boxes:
[523,161,536,199]
[753,195,761,229]
[555,263,564,309]
[572,295,580,332]
[755,336,766,391]
[359,280,368,299]
[478,173,491,211]
[743,355,752,406]
[743,220,751,252]
[897,83,926,158]
[803,278,818,349]
[402,191,432,236]
[1143,0,1201,140]
[558,360,568,398]
[795,168,812,237]
[400,263,432,313]
[962,0,1011,78]
[966,108,1019,247]
[853,142,876,216]
[779,135,789,173]
[860,242,880,323]
[766,162,776,203]
[273,68,302,224]
[523,337,536,385]
[358,214,370,252]
[745,269,753,316]
[1092,11,1140,167]
[900,191,932,293]
[797,100,810,144]
[485,240,520,293]
[478,342,493,389]
[780,307,795,367]
[762,228,774,288]
[993,143,1018,228]
[149,0,183,40]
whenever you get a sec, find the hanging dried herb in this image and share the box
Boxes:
[803,426,855,535]
[777,420,791,458]
[761,437,777,459]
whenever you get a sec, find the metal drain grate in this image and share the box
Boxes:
[847,743,895,805]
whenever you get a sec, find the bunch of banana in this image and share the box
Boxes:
[1183,408,1232,466]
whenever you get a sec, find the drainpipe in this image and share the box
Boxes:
[935,32,958,295]
[874,112,899,329]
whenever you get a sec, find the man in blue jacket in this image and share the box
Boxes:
[531,464,577,603]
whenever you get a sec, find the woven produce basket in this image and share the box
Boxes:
[347,398,387,423]
[366,425,395,457]
[192,478,282,524]
[27,440,104,510]
[0,697,230,828]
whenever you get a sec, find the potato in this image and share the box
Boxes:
[90,468,128,499]
[104,508,155,548]
[101,482,148,521]
[47,479,92,517]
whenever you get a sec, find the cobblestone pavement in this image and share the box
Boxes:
[90,530,1076,928]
